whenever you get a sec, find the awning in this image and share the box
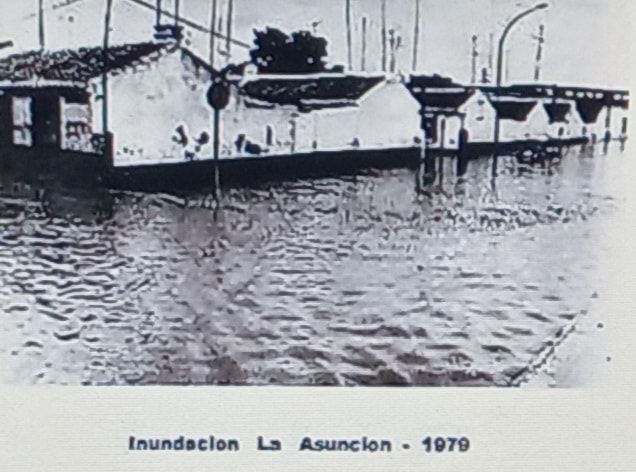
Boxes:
[543,102,571,123]
[418,88,475,110]
[575,98,605,124]
[489,98,537,121]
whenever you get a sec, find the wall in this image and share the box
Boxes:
[356,81,422,149]
[91,49,214,166]
[221,79,423,159]
[221,92,298,158]
[461,91,495,143]
[499,101,548,142]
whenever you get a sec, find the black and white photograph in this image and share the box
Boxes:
[0,0,631,388]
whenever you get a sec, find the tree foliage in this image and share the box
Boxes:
[249,27,335,74]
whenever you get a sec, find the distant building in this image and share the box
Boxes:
[407,75,495,150]
[496,85,629,143]
[223,72,423,158]
[408,75,629,148]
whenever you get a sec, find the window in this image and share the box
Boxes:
[12,96,33,147]
[265,125,274,146]
[61,97,93,152]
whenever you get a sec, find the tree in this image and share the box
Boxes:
[249,27,334,74]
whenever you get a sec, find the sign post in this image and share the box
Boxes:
[206,78,230,201]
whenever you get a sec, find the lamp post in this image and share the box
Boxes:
[102,0,114,165]
[492,3,549,176]
[495,3,549,88]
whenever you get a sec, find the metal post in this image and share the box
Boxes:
[361,17,367,71]
[345,0,353,71]
[102,0,113,166]
[226,0,234,59]
[412,0,420,71]
[471,35,478,84]
[156,0,162,28]
[38,0,45,50]
[381,0,387,72]
[174,0,181,44]
[209,0,217,69]
[102,0,114,158]
[213,108,221,200]
[534,24,545,82]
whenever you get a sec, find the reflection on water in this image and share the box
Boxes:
[0,146,626,386]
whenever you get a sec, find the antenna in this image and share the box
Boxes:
[38,0,45,50]
[381,0,387,72]
[389,29,395,73]
[345,0,353,70]
[471,35,479,84]
[388,29,400,73]
[412,0,420,71]
[534,24,545,82]
[487,32,494,82]
[361,16,367,71]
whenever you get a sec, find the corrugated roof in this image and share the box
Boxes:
[0,41,213,84]
[239,74,385,110]
[409,74,461,88]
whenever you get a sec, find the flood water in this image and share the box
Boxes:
[0,145,628,386]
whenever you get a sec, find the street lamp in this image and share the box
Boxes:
[0,40,13,51]
[495,2,549,88]
[492,2,549,176]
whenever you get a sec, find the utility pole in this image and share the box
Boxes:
[361,16,368,72]
[534,24,545,82]
[381,0,387,72]
[102,0,114,165]
[412,0,420,71]
[38,0,45,50]
[226,0,234,61]
[345,0,353,70]
[209,0,217,69]
[155,0,162,27]
[488,32,494,80]
[175,0,181,43]
[471,34,478,84]
[389,29,395,73]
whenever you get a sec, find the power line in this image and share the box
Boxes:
[22,0,89,20]
[22,0,251,50]
[125,0,250,49]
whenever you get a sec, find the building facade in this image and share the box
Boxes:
[0,43,423,170]
[222,73,423,158]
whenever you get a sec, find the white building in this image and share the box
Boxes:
[221,72,423,158]
[0,41,215,165]
[408,77,629,150]
[0,43,423,169]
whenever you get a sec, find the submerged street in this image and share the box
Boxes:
[0,145,629,386]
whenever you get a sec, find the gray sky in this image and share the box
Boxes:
[0,0,632,88]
